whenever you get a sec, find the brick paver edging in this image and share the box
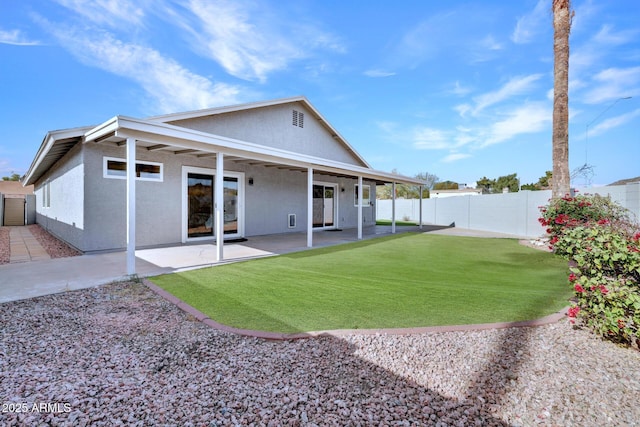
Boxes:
[144,279,570,341]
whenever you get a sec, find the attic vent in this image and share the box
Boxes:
[292,110,304,128]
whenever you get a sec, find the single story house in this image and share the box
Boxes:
[23,96,425,274]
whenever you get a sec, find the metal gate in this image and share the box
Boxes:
[3,197,25,226]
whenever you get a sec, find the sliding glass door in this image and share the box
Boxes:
[187,173,214,238]
[183,167,243,241]
[313,183,336,228]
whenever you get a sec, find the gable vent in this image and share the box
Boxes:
[292,110,304,128]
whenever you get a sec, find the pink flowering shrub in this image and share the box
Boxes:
[540,194,640,349]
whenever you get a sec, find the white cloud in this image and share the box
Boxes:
[364,69,396,78]
[590,108,640,137]
[511,0,547,44]
[593,24,639,45]
[441,153,471,163]
[480,34,503,51]
[454,103,472,118]
[0,29,40,46]
[55,0,146,27]
[178,0,345,83]
[44,25,244,113]
[571,24,638,76]
[471,74,544,115]
[583,66,640,104]
[412,128,451,150]
[449,81,473,97]
[483,102,551,147]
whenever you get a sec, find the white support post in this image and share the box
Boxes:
[215,152,224,262]
[357,176,363,240]
[307,167,313,247]
[126,138,136,276]
[419,185,423,230]
[391,182,396,234]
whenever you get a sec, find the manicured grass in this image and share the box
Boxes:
[376,219,418,226]
[151,234,571,333]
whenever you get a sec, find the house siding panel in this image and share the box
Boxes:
[167,103,365,167]
[34,143,85,251]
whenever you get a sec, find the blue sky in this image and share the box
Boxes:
[1,0,638,187]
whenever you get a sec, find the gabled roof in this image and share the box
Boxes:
[147,96,371,168]
[23,97,426,187]
[22,126,93,186]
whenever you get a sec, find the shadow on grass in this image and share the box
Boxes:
[153,274,306,334]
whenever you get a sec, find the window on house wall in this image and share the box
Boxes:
[354,184,370,207]
[41,181,51,208]
[103,157,163,182]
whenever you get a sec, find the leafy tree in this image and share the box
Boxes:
[522,171,553,191]
[433,180,459,190]
[494,173,520,193]
[476,177,495,194]
[551,0,573,198]
[377,171,438,199]
[476,173,520,193]
[1,173,21,181]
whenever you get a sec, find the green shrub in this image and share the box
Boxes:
[539,193,640,349]
[539,193,630,257]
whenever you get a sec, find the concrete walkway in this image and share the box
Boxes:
[8,226,51,263]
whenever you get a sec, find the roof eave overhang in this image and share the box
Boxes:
[22,126,92,186]
[86,116,424,186]
[146,96,372,169]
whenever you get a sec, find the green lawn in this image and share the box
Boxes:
[150,233,571,333]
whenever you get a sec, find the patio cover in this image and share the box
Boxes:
[23,98,426,276]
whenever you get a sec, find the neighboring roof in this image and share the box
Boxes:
[432,188,483,194]
[609,176,640,186]
[147,96,371,169]
[0,181,34,195]
[23,97,425,187]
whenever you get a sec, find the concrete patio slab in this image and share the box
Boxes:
[136,243,275,271]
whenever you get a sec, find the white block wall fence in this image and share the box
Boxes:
[376,183,640,238]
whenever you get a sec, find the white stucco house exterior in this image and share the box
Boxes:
[23,96,425,274]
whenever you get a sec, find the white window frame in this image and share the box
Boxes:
[354,184,371,207]
[181,166,245,243]
[41,181,51,208]
[103,157,164,182]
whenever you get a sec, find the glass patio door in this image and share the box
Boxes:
[187,173,213,238]
[313,184,336,228]
[185,168,243,240]
[222,177,238,235]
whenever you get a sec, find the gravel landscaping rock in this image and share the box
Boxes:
[1,281,638,426]
[0,227,9,264]
[27,225,81,259]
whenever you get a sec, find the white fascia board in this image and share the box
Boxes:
[145,96,308,123]
[22,126,91,186]
[84,116,121,141]
[110,116,425,186]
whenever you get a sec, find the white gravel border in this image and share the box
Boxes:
[1,281,639,426]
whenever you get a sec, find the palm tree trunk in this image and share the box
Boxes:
[552,0,572,199]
